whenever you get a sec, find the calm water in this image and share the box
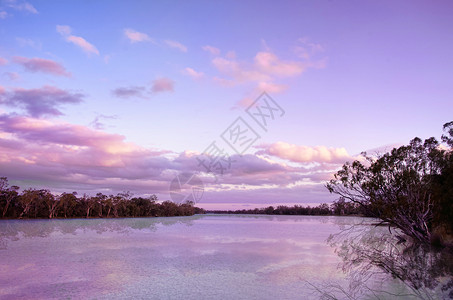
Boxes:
[0,215,435,299]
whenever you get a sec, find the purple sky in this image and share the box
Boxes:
[0,0,452,209]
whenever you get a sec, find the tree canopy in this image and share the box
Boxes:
[327,122,453,246]
[0,180,203,219]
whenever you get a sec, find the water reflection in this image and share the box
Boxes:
[326,222,453,299]
[0,215,203,249]
[2,215,434,299]
[0,215,348,300]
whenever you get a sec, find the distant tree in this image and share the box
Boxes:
[41,190,58,219]
[0,177,19,218]
[0,179,200,219]
[58,192,78,218]
[18,189,38,218]
[81,194,96,218]
[102,196,114,218]
[264,206,274,215]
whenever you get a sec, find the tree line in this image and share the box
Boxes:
[207,202,360,216]
[0,181,204,219]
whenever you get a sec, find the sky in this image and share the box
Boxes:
[0,0,452,209]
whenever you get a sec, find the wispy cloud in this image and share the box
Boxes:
[0,86,84,118]
[3,72,20,81]
[0,11,7,19]
[123,28,152,43]
[152,77,174,93]
[13,56,71,77]
[182,67,204,80]
[113,78,175,98]
[6,0,38,14]
[293,37,325,59]
[89,114,118,130]
[15,37,42,49]
[56,25,99,56]
[202,45,220,55]
[112,86,146,99]
[0,57,7,65]
[164,40,187,52]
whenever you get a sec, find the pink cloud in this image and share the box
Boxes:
[212,42,327,110]
[0,86,83,117]
[0,57,7,65]
[254,52,305,77]
[0,113,345,204]
[212,57,270,83]
[182,67,204,79]
[4,72,19,80]
[124,28,152,43]
[152,78,174,93]
[257,142,351,164]
[164,40,187,52]
[202,45,220,55]
[212,51,308,85]
[56,25,99,56]
[257,82,288,94]
[0,114,176,194]
[13,56,70,77]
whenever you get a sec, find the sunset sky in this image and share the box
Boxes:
[1,0,452,209]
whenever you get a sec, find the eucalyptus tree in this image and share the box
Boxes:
[327,122,453,245]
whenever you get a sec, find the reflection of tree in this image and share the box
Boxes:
[322,223,453,299]
[0,215,203,249]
